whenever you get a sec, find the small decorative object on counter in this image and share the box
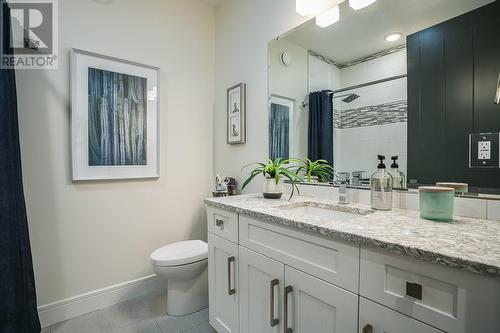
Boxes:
[436,182,468,194]
[242,158,303,200]
[390,156,406,189]
[224,177,237,195]
[419,186,455,222]
[370,155,393,210]
[213,174,229,197]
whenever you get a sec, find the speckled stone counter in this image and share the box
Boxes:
[205,194,500,279]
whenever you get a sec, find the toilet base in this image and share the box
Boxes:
[166,266,208,316]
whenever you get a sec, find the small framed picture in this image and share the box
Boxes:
[227,83,246,144]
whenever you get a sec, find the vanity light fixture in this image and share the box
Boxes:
[316,6,340,28]
[349,0,376,10]
[385,32,402,42]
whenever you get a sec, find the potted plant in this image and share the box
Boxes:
[301,158,335,183]
[241,158,303,200]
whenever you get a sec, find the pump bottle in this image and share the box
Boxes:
[390,156,406,189]
[371,155,393,210]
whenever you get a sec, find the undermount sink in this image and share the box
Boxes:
[277,202,371,222]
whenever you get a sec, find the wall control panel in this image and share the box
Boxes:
[469,133,500,168]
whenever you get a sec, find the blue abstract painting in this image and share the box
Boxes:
[88,68,147,166]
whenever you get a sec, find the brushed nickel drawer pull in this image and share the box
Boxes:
[363,324,373,333]
[284,285,293,333]
[270,279,279,327]
[227,256,236,295]
[406,281,423,300]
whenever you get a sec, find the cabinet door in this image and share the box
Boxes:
[239,246,284,333]
[208,233,238,333]
[283,266,358,333]
[359,297,443,333]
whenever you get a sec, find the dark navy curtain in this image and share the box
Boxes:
[308,90,333,166]
[269,103,290,160]
[0,2,41,332]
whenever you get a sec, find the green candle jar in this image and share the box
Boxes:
[419,186,455,222]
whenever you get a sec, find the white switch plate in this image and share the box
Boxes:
[478,141,491,160]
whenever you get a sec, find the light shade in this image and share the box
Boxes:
[385,32,402,42]
[316,6,340,28]
[296,0,343,16]
[349,0,376,10]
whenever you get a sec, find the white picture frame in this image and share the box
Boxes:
[70,48,160,181]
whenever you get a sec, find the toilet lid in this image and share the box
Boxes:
[150,240,208,267]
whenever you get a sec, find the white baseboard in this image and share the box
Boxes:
[37,274,164,328]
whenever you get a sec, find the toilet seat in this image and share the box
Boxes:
[150,240,208,267]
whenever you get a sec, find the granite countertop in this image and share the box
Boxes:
[205,194,500,279]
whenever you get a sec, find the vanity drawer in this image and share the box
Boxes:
[207,207,238,243]
[360,246,500,333]
[239,214,359,293]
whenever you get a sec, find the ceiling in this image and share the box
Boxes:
[283,0,494,64]
[200,0,223,6]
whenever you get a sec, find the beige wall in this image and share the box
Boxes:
[214,0,308,193]
[17,0,215,305]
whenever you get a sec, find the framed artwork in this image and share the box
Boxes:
[227,83,246,144]
[70,48,160,180]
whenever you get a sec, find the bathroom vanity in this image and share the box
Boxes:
[205,194,500,333]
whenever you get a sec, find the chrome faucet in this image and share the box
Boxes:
[351,171,365,186]
[338,172,350,204]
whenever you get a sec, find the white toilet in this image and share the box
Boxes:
[150,240,209,316]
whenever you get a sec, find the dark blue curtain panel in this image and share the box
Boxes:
[0,2,41,332]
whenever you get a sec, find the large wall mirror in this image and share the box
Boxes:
[268,0,500,194]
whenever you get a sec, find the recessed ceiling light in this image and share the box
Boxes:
[349,0,376,10]
[385,33,402,42]
[316,6,340,28]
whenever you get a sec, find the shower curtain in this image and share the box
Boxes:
[308,90,334,166]
[269,103,290,160]
[0,3,41,332]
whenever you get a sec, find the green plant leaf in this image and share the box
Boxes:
[241,169,262,190]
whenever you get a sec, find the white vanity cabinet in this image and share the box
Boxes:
[207,205,500,333]
[208,233,239,333]
[284,266,358,333]
[239,246,283,333]
[359,298,443,333]
[238,246,357,333]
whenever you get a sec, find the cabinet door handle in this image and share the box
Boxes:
[270,279,279,327]
[284,286,293,333]
[227,256,236,295]
[363,324,373,333]
[215,219,224,227]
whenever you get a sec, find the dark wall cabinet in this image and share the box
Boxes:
[407,1,500,190]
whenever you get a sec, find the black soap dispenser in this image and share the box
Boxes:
[370,155,393,210]
[390,156,406,189]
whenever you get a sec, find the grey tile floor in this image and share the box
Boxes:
[41,292,216,333]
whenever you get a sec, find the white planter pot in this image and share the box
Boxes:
[263,178,283,199]
[305,175,319,183]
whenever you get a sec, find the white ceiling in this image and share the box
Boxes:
[283,0,494,64]
[200,0,223,6]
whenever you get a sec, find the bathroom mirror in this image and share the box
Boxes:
[268,0,500,193]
